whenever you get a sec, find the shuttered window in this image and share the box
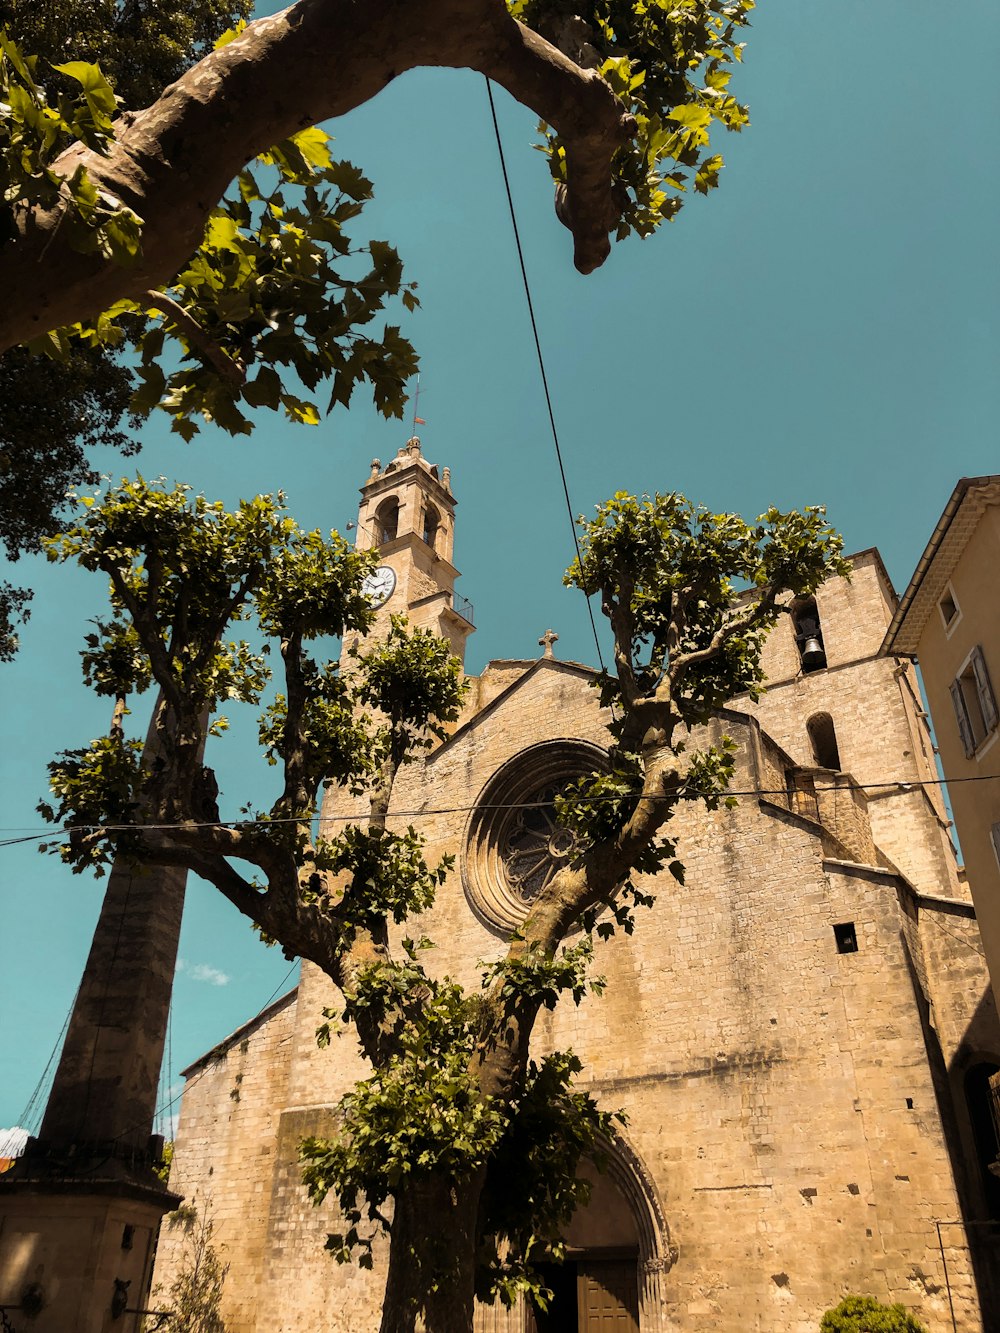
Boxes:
[951,646,998,757]
[972,645,998,732]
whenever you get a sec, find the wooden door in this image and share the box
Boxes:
[577,1259,639,1333]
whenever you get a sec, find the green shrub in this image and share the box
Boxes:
[820,1295,927,1333]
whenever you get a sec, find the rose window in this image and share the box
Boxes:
[463,742,607,935]
[501,787,582,900]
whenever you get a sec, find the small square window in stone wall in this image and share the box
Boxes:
[833,921,858,954]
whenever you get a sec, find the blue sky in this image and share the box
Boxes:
[1,0,998,1135]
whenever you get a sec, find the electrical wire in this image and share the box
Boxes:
[106,962,301,1155]
[484,76,609,678]
[0,769,996,845]
[920,911,987,960]
[2,981,79,1147]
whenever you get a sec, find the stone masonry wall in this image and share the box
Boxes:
[157,556,999,1333]
[521,741,979,1331]
[748,655,959,898]
[152,992,297,1333]
[246,702,986,1332]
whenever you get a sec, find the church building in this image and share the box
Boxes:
[154,443,1000,1332]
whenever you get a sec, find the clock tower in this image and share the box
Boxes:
[355,436,473,664]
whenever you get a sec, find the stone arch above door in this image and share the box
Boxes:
[591,1131,675,1333]
[516,1131,673,1333]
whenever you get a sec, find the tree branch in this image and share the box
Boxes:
[142,822,345,970]
[142,830,265,920]
[602,576,640,706]
[667,586,781,688]
[0,0,635,351]
[277,631,312,813]
[142,289,246,385]
[474,743,681,1102]
[104,562,181,709]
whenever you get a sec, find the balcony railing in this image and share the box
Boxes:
[452,592,475,627]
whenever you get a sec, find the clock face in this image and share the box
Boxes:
[361,565,396,608]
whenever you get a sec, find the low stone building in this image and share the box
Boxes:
[155,446,1000,1332]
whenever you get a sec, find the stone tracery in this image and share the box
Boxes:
[463,740,607,934]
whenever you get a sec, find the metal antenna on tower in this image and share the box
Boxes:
[411,374,426,436]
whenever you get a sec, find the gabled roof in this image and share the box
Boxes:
[433,655,598,759]
[881,476,1000,657]
[180,986,298,1079]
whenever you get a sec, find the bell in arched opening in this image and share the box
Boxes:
[792,596,827,672]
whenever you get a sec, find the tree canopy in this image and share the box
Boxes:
[0,343,139,659]
[0,0,416,654]
[0,0,754,408]
[0,0,251,657]
[0,0,253,110]
[0,0,754,658]
[40,478,846,1331]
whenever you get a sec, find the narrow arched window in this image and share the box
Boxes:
[807,712,841,770]
[375,498,399,545]
[791,597,826,672]
[423,504,440,550]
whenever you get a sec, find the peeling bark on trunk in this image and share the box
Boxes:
[0,0,635,352]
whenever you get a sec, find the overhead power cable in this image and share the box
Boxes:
[484,77,608,677]
[5,962,302,1167]
[3,980,80,1146]
[0,770,995,844]
[108,961,300,1156]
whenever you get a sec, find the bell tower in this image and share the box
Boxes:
[355,436,473,664]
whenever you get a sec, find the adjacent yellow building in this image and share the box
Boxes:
[882,476,1000,1006]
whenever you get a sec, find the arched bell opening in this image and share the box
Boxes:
[806,712,841,771]
[423,502,440,551]
[790,596,826,672]
[375,497,399,545]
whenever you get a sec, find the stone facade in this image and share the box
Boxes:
[155,454,1000,1332]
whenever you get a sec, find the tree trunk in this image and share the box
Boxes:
[379,1171,485,1333]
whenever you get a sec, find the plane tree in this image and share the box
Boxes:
[40,477,846,1333]
[0,0,752,655]
[0,0,754,394]
[0,0,253,656]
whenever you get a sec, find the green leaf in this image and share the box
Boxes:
[667,104,712,131]
[51,61,118,117]
[280,393,321,425]
[203,213,241,252]
[289,126,333,170]
[213,20,248,49]
[244,366,283,410]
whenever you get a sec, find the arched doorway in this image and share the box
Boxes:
[523,1142,671,1333]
